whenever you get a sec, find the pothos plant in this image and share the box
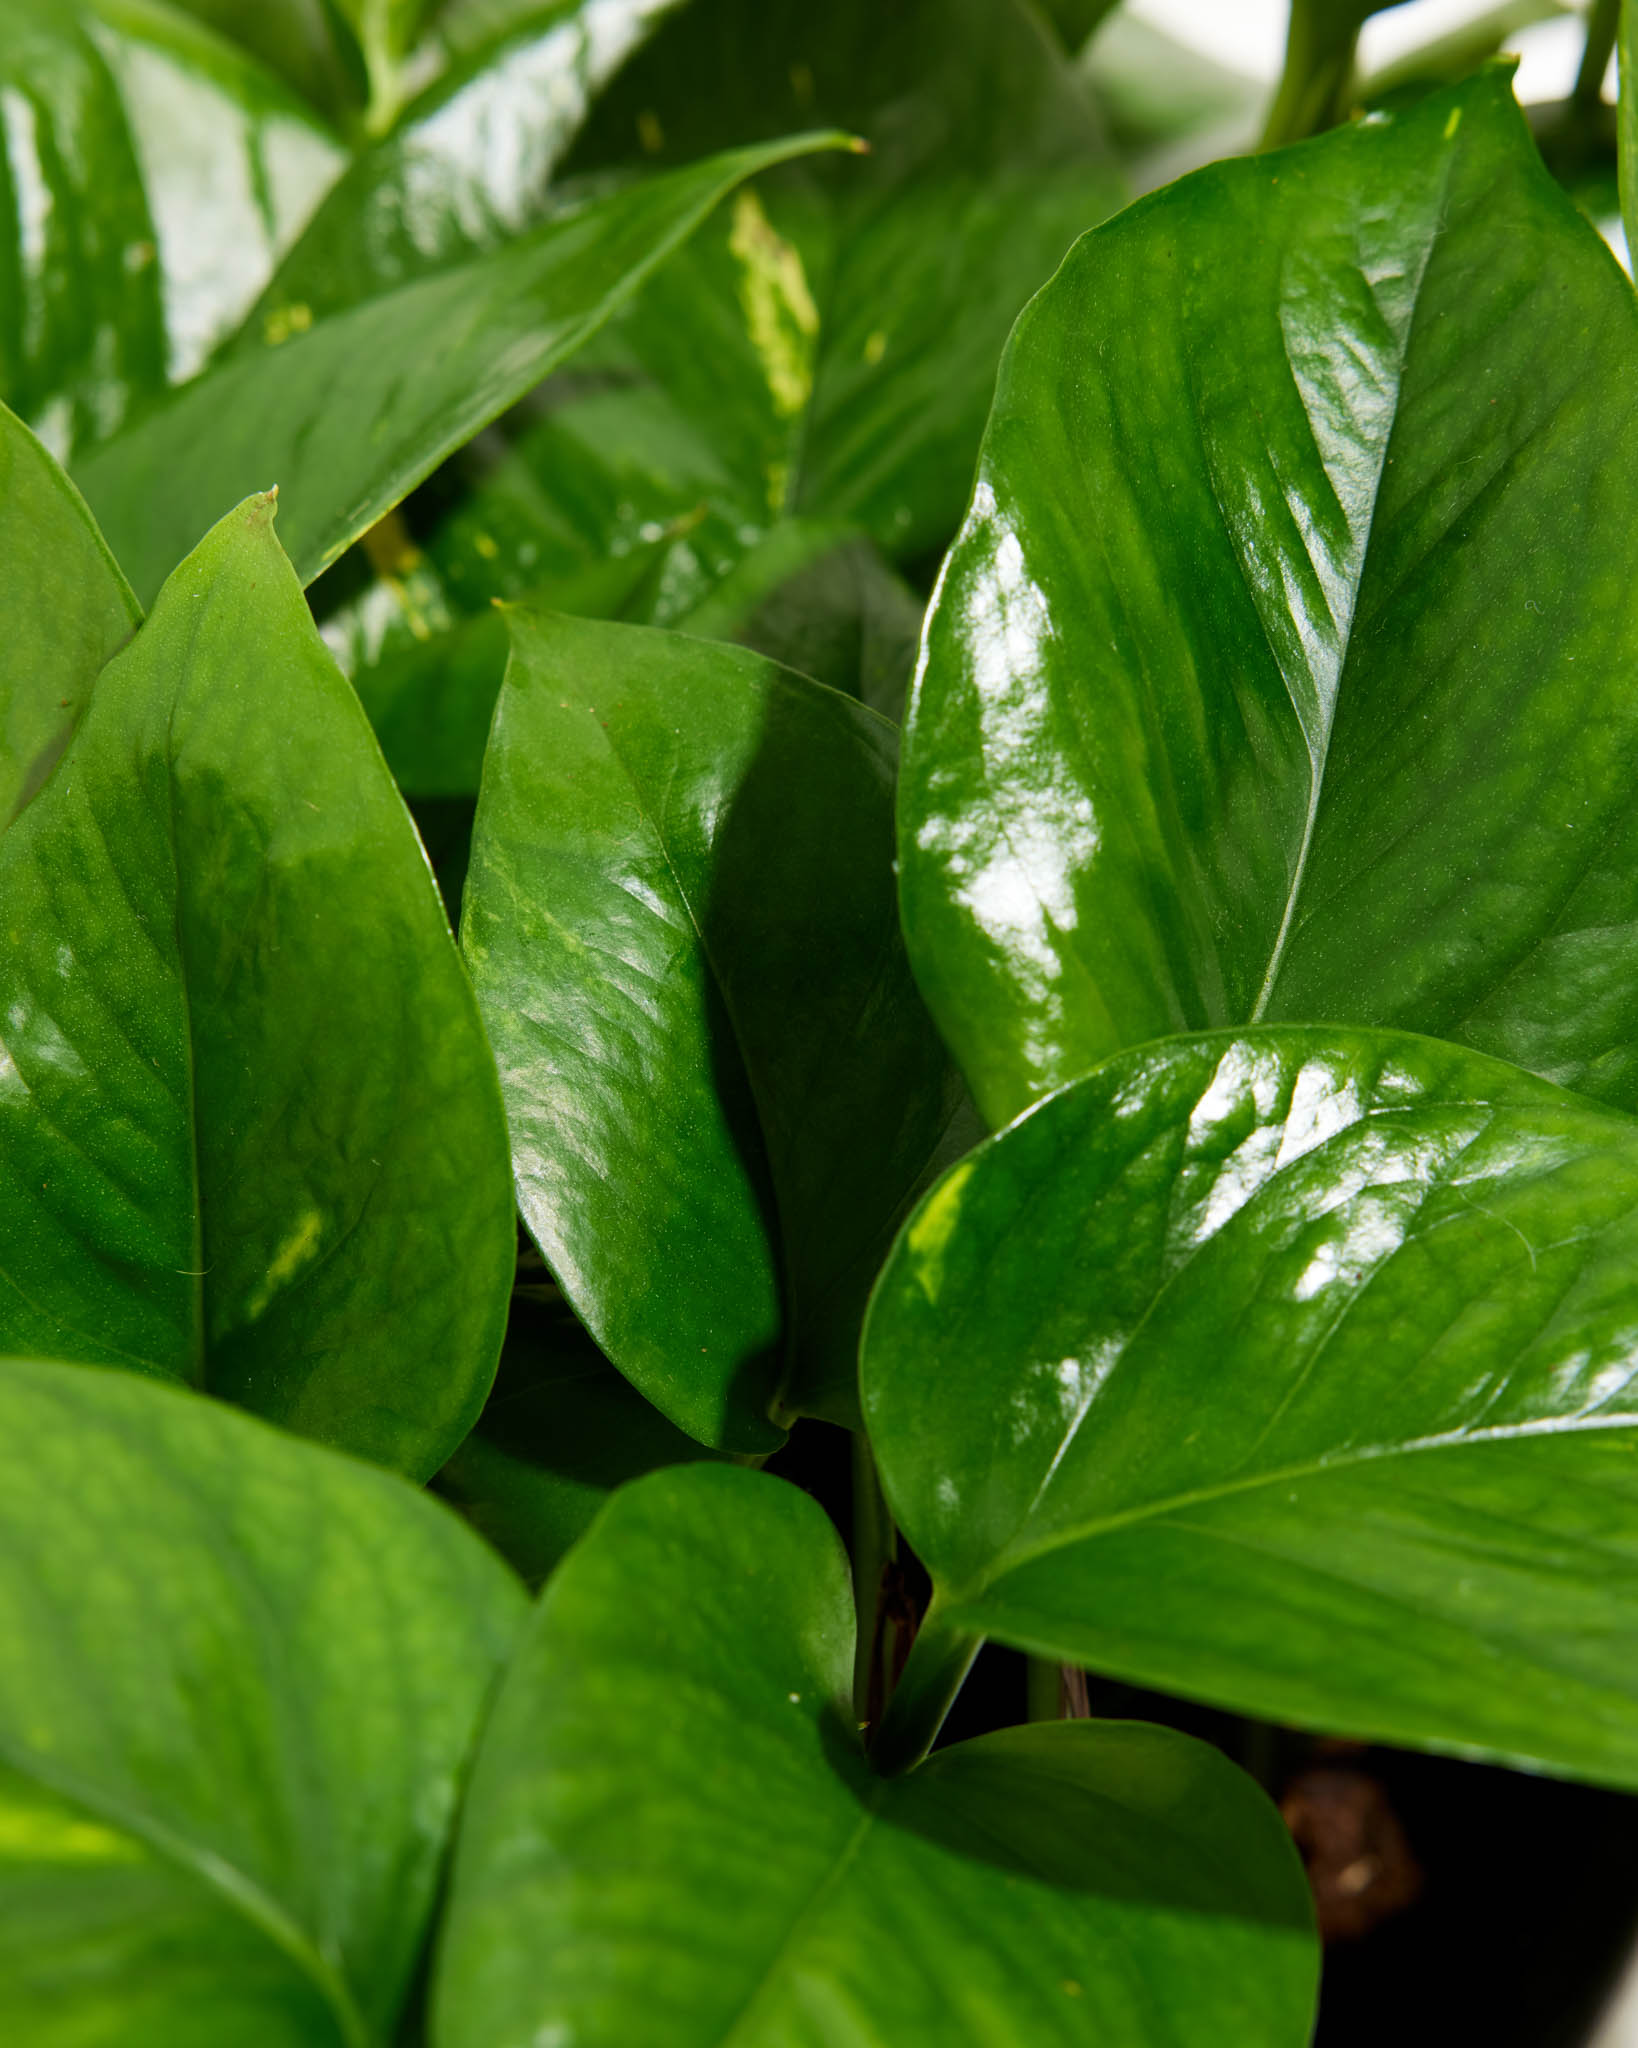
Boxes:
[2,0,1637,2040]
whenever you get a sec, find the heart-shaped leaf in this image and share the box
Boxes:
[462,609,962,1447]
[0,403,139,828]
[0,491,514,1477]
[0,1358,526,2048]
[73,130,850,605]
[899,71,1638,1127]
[433,1462,1317,2048]
[863,1028,1638,1787]
[0,0,345,455]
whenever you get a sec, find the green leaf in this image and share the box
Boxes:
[72,130,850,606]
[433,1463,1317,2048]
[862,1027,1638,1788]
[0,402,139,828]
[432,1290,727,1588]
[328,0,430,126]
[537,0,1124,562]
[462,610,962,1448]
[246,0,687,327]
[164,0,364,125]
[900,71,1638,1129]
[0,0,345,455]
[0,1357,526,2048]
[0,492,514,1477]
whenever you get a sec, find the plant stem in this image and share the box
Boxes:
[1025,1654,1062,1723]
[1259,0,1369,150]
[868,1608,981,1777]
[1576,0,1620,108]
[850,1432,897,1723]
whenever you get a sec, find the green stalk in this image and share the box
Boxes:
[868,1607,981,1778]
[1259,0,1370,150]
[1577,0,1620,107]
[850,1432,897,1723]
[1025,1655,1063,1723]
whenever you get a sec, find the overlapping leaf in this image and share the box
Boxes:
[74,130,848,605]
[311,0,1117,797]
[900,71,1638,1127]
[0,492,514,1476]
[462,610,963,1447]
[0,1359,526,2048]
[0,404,138,828]
[0,0,344,456]
[434,1463,1316,2048]
[433,1290,727,1587]
[863,1028,1638,1786]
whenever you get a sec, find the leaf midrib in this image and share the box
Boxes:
[0,1740,374,2048]
[964,1407,1638,1604]
[1245,145,1458,1023]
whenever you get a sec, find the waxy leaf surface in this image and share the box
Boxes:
[0,403,138,827]
[73,131,847,604]
[0,0,344,455]
[0,1359,526,2048]
[314,0,1116,797]
[434,1463,1316,2048]
[462,611,961,1447]
[900,73,1638,1126]
[864,1028,1638,1787]
[0,495,514,1476]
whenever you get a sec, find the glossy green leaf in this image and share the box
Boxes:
[433,1462,1317,2048]
[0,1357,526,2048]
[0,0,345,456]
[0,493,514,1477]
[462,610,962,1448]
[73,130,849,606]
[433,1289,727,1587]
[901,71,1638,1129]
[246,0,684,328]
[0,402,139,827]
[560,0,1121,560]
[863,1027,1638,1788]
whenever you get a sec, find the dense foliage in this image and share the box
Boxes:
[4,0,1638,2040]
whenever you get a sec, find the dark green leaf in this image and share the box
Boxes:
[863,1027,1638,1787]
[432,1290,727,1587]
[0,1358,526,2048]
[73,131,850,605]
[433,1462,1317,2048]
[0,0,345,456]
[0,493,514,1477]
[0,402,139,828]
[462,610,961,1447]
[901,72,1638,1128]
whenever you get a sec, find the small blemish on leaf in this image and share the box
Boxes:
[637,109,664,153]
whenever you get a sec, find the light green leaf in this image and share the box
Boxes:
[863,1027,1638,1787]
[0,492,514,1477]
[462,610,962,1447]
[433,1462,1317,2048]
[900,71,1638,1129]
[0,402,139,828]
[73,130,851,606]
[0,1358,526,2048]
[0,0,345,456]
